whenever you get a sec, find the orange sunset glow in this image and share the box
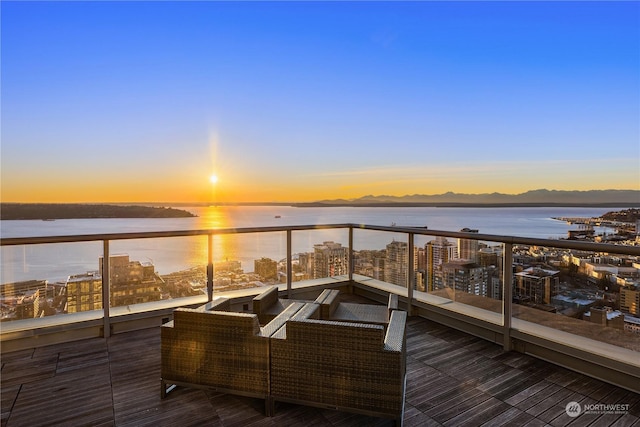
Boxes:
[1,162,637,204]
[1,2,637,204]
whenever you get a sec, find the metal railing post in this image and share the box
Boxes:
[348,226,354,283]
[407,232,414,316]
[102,240,111,338]
[207,234,214,302]
[503,242,513,351]
[286,229,292,298]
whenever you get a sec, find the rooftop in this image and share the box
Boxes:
[2,307,639,427]
[2,223,639,426]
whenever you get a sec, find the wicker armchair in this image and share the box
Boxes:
[270,308,408,425]
[161,299,307,414]
[252,286,305,324]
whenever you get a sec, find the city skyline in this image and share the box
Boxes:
[2,1,638,204]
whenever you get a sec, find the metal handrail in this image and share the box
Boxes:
[2,223,638,256]
[360,224,640,256]
[0,223,353,246]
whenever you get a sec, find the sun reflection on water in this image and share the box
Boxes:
[189,207,234,265]
[197,206,232,230]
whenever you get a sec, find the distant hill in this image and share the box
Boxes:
[297,189,640,207]
[601,208,640,223]
[0,204,197,220]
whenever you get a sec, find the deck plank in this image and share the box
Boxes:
[443,397,511,427]
[611,413,640,427]
[1,315,638,427]
[429,390,494,424]
[488,373,547,402]
[479,406,531,427]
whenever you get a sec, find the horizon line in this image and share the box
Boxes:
[1,188,638,206]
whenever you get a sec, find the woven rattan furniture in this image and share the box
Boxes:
[161,298,307,414]
[195,296,231,312]
[270,306,407,425]
[319,290,399,326]
[252,286,306,324]
[315,289,340,319]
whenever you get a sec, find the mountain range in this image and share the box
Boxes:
[297,189,640,207]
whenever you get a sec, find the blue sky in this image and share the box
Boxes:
[1,1,638,203]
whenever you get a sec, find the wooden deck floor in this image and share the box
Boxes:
[2,316,639,427]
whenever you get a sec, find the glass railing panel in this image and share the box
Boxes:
[291,228,349,283]
[412,233,504,325]
[353,229,410,291]
[0,241,103,323]
[510,243,640,360]
[212,231,286,293]
[108,236,208,310]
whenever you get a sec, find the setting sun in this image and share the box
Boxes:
[209,174,218,184]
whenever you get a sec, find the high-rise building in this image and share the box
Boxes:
[15,289,40,319]
[488,273,502,300]
[458,228,479,262]
[415,270,426,292]
[66,272,103,313]
[416,246,426,271]
[0,279,48,299]
[385,240,408,287]
[98,254,163,307]
[415,246,426,291]
[441,260,487,296]
[620,285,640,316]
[425,237,458,291]
[254,257,278,281]
[478,246,502,269]
[514,267,559,305]
[0,279,48,319]
[313,241,349,278]
[296,252,314,281]
[373,257,385,281]
[478,246,504,300]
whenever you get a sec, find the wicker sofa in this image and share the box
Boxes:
[162,291,407,423]
[161,297,307,414]
[270,304,407,425]
[252,286,306,324]
[318,289,399,325]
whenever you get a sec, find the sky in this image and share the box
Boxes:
[1,1,639,204]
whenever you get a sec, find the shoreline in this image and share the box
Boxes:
[0,203,196,221]
[1,202,638,221]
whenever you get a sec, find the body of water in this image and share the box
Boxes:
[0,206,623,284]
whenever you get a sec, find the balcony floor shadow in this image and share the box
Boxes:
[2,316,639,427]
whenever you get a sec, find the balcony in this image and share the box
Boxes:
[1,224,639,425]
